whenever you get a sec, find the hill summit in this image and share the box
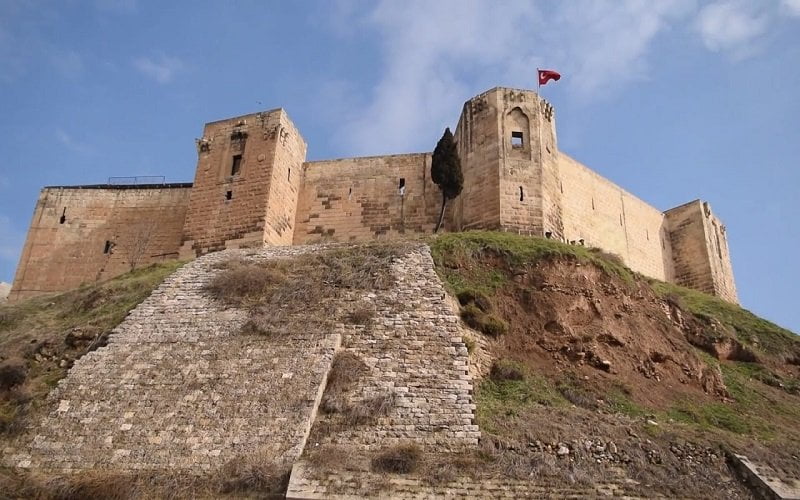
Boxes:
[0,233,797,498]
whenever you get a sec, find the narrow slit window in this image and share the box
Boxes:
[591,198,595,210]
[511,131,524,148]
[398,178,406,196]
[225,190,232,200]
[103,240,112,254]
[59,207,67,224]
[348,186,353,200]
[519,186,524,201]
[288,168,291,181]
[231,154,242,176]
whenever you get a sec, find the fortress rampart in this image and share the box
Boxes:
[8,87,738,303]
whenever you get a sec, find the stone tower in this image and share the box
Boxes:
[453,87,562,238]
[180,109,307,257]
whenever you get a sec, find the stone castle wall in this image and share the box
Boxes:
[9,185,191,302]
[293,153,444,244]
[9,87,738,303]
[559,153,675,282]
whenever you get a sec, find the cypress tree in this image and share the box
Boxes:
[431,127,463,232]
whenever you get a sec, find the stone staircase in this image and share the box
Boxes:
[7,246,339,473]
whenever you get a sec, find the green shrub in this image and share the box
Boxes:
[460,304,508,337]
[489,360,524,381]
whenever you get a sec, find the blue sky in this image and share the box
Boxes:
[1,0,798,332]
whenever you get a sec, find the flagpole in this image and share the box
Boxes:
[536,68,545,239]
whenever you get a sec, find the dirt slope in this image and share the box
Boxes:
[432,231,800,497]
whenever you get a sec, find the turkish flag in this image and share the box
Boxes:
[538,69,561,86]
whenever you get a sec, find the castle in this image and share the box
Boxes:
[8,87,738,303]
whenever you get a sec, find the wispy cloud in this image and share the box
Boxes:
[781,0,800,16]
[332,0,695,155]
[56,128,94,155]
[133,54,184,84]
[695,1,769,58]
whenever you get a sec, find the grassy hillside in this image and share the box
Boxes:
[0,261,184,436]
[431,231,800,495]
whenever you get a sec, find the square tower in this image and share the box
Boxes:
[181,109,307,256]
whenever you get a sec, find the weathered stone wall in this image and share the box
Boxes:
[264,110,307,246]
[287,245,482,497]
[287,464,631,500]
[6,247,339,473]
[9,86,738,303]
[453,90,502,231]
[559,153,675,282]
[181,108,307,255]
[9,185,191,302]
[293,154,444,244]
[665,200,738,302]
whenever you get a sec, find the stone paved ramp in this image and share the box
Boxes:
[7,246,339,473]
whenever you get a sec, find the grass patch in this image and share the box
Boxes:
[371,444,422,474]
[206,244,405,337]
[0,260,183,436]
[651,280,798,358]
[430,231,635,295]
[606,386,646,417]
[667,399,752,435]
[475,369,564,434]
[3,453,290,499]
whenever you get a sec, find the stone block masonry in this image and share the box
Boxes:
[10,86,738,303]
[6,246,340,473]
[9,184,191,302]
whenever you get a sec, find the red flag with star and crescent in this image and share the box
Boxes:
[538,69,561,86]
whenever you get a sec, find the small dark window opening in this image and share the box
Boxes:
[231,155,242,176]
[103,240,112,254]
[511,131,524,148]
[348,186,353,200]
[225,190,232,200]
[59,207,67,224]
[288,168,291,181]
[519,186,524,201]
[398,178,406,196]
[545,231,553,239]
[560,182,564,194]
[579,238,585,246]
[646,229,650,241]
[591,198,595,210]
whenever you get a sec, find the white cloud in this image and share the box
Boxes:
[133,54,184,84]
[56,128,94,155]
[332,0,695,155]
[696,1,769,57]
[781,0,800,16]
